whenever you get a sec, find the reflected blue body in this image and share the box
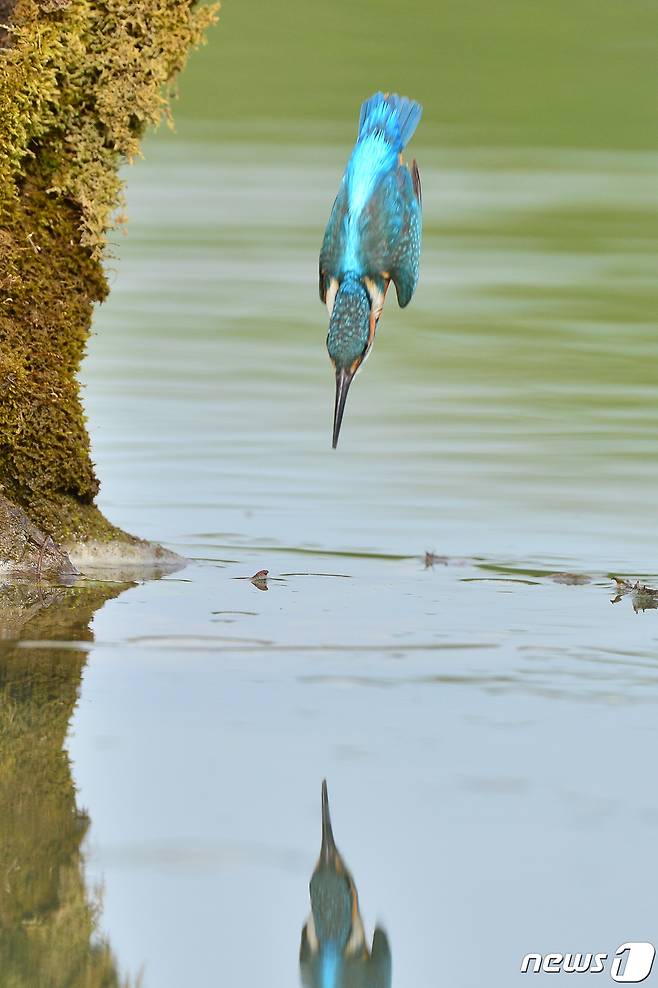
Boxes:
[319,947,340,988]
[320,92,423,446]
[300,782,392,988]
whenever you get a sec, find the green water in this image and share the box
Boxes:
[180,0,657,151]
[2,2,658,985]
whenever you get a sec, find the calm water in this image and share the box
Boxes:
[3,6,658,981]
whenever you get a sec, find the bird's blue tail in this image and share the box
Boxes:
[357,91,422,150]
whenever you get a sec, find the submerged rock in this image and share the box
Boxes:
[549,572,592,585]
[0,493,183,580]
[66,532,183,573]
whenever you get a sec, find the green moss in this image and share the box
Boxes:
[1,0,218,251]
[0,176,105,522]
[0,0,218,543]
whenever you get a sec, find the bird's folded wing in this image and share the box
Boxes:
[319,180,349,302]
[359,165,422,309]
[320,163,421,309]
[368,927,392,988]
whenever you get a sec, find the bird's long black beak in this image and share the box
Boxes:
[332,368,354,449]
[320,779,339,866]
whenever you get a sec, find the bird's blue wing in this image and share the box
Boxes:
[367,928,392,988]
[392,161,422,308]
[336,930,391,988]
[319,179,349,302]
[357,162,422,308]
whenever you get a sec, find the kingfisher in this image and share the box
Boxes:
[299,780,392,988]
[320,92,423,448]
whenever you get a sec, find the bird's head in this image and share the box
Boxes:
[326,275,373,448]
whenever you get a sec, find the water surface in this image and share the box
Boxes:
[66,136,658,985]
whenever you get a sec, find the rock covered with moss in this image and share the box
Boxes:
[0,0,217,564]
[0,493,77,579]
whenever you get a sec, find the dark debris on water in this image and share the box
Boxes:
[250,569,269,591]
[424,551,449,568]
[611,578,658,613]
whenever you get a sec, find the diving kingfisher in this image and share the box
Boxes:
[320,92,423,448]
[299,781,392,988]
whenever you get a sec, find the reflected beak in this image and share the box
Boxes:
[332,368,354,449]
[320,779,339,867]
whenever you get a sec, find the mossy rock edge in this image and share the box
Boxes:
[0,493,75,579]
[0,0,218,560]
[0,492,182,579]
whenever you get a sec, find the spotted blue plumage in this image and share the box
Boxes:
[326,273,371,368]
[320,93,423,447]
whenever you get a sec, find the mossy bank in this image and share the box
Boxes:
[0,0,217,573]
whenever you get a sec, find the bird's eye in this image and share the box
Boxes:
[325,278,339,317]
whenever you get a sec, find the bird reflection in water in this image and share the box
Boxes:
[300,780,392,988]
